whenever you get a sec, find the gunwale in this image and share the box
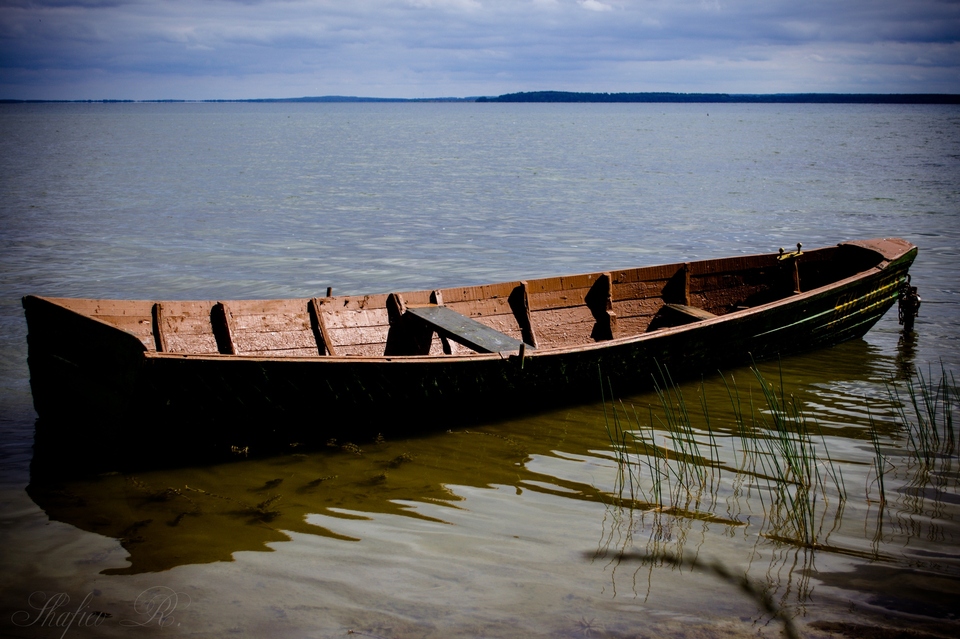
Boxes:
[30,237,914,363]
[137,265,893,364]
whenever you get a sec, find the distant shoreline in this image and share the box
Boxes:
[2,91,959,104]
[0,96,474,104]
[478,91,960,104]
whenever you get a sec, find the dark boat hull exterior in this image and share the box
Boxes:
[23,239,917,466]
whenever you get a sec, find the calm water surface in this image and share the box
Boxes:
[1,103,958,638]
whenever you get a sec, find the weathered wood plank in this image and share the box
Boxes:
[85,314,154,342]
[320,307,390,330]
[531,305,597,327]
[160,314,220,354]
[526,289,591,311]
[528,306,598,348]
[330,336,387,357]
[525,273,601,294]
[473,315,525,341]
[152,303,167,352]
[234,330,318,353]
[230,312,311,333]
[405,305,527,354]
[90,300,207,352]
[615,315,655,336]
[150,300,224,355]
[330,294,391,311]
[219,299,306,315]
[249,347,323,357]
[435,282,518,305]
[611,279,672,302]
[444,299,516,323]
[310,298,336,355]
[326,325,391,349]
[55,299,155,317]
[191,300,332,357]
[664,303,717,322]
[608,299,666,336]
[609,263,688,285]
[316,295,390,356]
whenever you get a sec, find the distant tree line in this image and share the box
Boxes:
[476,91,960,104]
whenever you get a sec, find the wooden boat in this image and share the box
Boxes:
[23,238,917,462]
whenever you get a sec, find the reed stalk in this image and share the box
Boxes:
[867,414,887,506]
[604,362,854,549]
[600,360,958,613]
[887,361,959,470]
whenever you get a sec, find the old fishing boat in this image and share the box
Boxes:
[23,238,917,462]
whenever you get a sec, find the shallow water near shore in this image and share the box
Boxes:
[1,102,959,638]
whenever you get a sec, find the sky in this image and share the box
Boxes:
[0,0,958,100]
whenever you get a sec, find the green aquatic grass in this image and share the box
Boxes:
[603,360,959,558]
[602,359,960,632]
[605,361,960,630]
[601,363,881,550]
[747,365,847,547]
[866,413,889,507]
[888,362,958,468]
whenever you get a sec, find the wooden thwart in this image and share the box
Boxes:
[405,305,530,354]
[663,303,717,323]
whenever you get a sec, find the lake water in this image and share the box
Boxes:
[1,102,958,638]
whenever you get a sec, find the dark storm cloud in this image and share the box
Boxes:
[0,0,957,99]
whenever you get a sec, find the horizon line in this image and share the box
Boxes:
[3,91,960,105]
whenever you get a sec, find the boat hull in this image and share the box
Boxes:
[23,239,917,469]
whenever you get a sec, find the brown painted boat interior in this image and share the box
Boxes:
[44,243,890,359]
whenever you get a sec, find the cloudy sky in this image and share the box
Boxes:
[1,0,958,100]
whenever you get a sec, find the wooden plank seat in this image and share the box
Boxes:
[404,305,530,354]
[663,303,717,323]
